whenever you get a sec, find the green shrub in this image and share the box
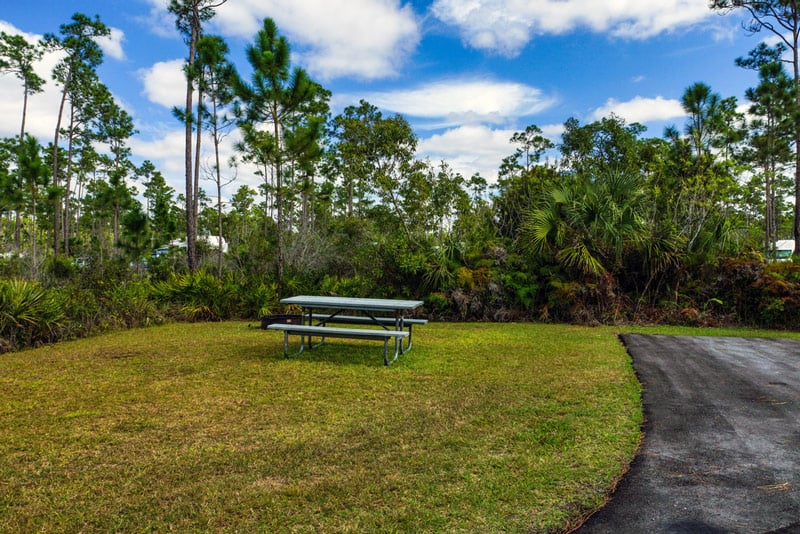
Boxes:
[500,271,539,310]
[106,281,163,328]
[424,292,451,318]
[53,284,102,338]
[43,255,76,282]
[318,274,376,298]
[152,271,235,321]
[752,263,800,328]
[0,279,65,351]
[238,281,278,318]
[455,266,475,290]
[0,253,28,279]
[544,279,582,322]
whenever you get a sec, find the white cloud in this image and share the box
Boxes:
[210,0,421,80]
[345,78,557,127]
[139,59,186,109]
[211,1,262,38]
[0,20,39,42]
[763,34,785,48]
[0,21,131,142]
[431,0,713,56]
[418,125,517,182]
[130,128,264,202]
[540,123,566,139]
[337,78,559,182]
[129,128,186,176]
[589,96,685,124]
[96,27,126,61]
[141,0,176,39]
[0,22,64,140]
[0,85,61,141]
[129,129,200,194]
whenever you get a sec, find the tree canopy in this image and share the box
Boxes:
[2,11,800,332]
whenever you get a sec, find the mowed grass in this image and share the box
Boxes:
[0,321,643,533]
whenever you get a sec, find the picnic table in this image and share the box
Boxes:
[267,295,425,365]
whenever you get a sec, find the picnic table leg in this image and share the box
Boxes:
[386,337,403,366]
[305,307,312,348]
[393,314,413,354]
[306,306,337,348]
[283,330,307,358]
[394,314,402,353]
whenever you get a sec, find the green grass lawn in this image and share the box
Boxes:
[0,321,725,532]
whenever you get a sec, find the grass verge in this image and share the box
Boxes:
[2,321,645,532]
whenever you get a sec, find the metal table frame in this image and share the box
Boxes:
[279,295,424,362]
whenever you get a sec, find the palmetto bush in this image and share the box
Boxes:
[152,271,238,321]
[237,279,278,318]
[519,171,648,279]
[0,279,66,352]
[105,281,163,328]
[54,285,102,338]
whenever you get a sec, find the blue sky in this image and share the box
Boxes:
[0,0,765,202]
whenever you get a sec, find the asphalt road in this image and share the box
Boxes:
[577,334,800,534]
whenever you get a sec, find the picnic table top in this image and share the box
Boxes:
[280,295,424,313]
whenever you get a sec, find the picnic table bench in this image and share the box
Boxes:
[267,296,425,365]
[309,314,427,351]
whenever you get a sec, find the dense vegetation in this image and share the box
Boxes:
[4,3,800,352]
